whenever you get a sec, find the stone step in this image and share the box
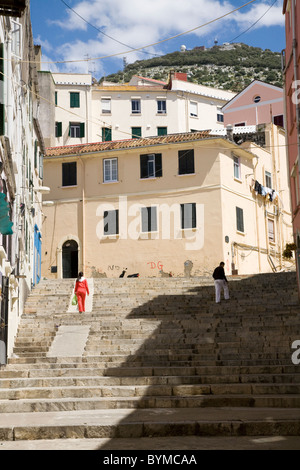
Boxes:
[2,363,299,376]
[0,382,299,401]
[0,394,300,414]
[1,372,300,389]
[0,408,300,441]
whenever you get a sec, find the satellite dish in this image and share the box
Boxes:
[180,45,186,52]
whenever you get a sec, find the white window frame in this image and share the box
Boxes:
[131,99,141,114]
[268,218,275,242]
[265,171,272,189]
[190,101,198,117]
[11,20,22,58]
[101,98,111,114]
[103,158,118,183]
[70,123,81,138]
[233,155,241,180]
[157,99,167,114]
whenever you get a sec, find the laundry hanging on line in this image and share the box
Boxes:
[252,179,279,203]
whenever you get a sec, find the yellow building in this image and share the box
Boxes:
[41,125,293,279]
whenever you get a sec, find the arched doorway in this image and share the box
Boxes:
[62,240,78,278]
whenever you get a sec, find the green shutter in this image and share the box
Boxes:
[157,127,167,136]
[70,92,80,108]
[80,122,85,138]
[132,127,141,139]
[34,140,38,168]
[56,122,62,137]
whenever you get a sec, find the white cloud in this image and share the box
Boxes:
[41,0,285,76]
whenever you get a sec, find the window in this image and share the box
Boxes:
[265,171,272,189]
[178,149,194,175]
[11,20,22,58]
[234,122,246,127]
[0,43,4,136]
[157,100,166,114]
[253,95,261,103]
[103,158,118,183]
[70,92,80,108]
[131,99,141,114]
[181,203,196,229]
[69,122,85,138]
[140,153,162,179]
[190,101,198,117]
[236,207,244,233]
[62,162,77,187]
[141,206,157,232]
[268,219,275,242]
[132,127,142,139]
[55,122,62,138]
[101,98,111,114]
[55,92,58,106]
[102,127,112,142]
[273,114,284,127]
[217,113,224,122]
[104,209,119,235]
[233,155,241,180]
[157,127,167,136]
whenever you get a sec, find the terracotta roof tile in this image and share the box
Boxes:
[45,131,214,157]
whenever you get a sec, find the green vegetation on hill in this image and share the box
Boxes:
[101,43,283,92]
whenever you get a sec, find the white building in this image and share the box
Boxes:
[39,71,236,147]
[0,1,45,362]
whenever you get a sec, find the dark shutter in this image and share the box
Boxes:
[155,154,162,177]
[178,149,194,175]
[62,162,77,186]
[140,154,162,178]
[104,210,119,235]
[70,92,80,108]
[181,203,196,229]
[140,155,148,179]
[56,122,62,137]
[80,122,85,138]
[236,207,244,232]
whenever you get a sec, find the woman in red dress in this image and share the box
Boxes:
[74,272,89,313]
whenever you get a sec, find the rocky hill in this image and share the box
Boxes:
[101,43,283,93]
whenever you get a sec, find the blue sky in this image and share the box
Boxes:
[30,0,286,79]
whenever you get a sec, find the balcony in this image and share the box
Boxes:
[0,0,27,17]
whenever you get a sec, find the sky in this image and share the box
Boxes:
[30,0,286,79]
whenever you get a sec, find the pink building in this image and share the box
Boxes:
[282,0,300,295]
[222,80,284,128]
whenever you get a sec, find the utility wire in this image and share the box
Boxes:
[229,0,278,43]
[27,0,258,66]
[59,0,160,57]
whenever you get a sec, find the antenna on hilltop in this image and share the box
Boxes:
[214,37,218,46]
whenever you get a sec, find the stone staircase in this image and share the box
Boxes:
[0,272,300,446]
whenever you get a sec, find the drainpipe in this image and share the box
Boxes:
[5,30,12,142]
[79,157,86,273]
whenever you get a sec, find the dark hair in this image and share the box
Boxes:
[220,262,225,266]
[77,272,83,281]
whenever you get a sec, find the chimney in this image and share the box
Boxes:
[226,124,233,141]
